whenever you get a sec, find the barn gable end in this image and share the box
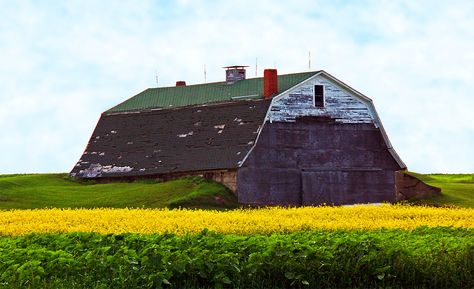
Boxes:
[237,72,405,205]
[268,73,374,123]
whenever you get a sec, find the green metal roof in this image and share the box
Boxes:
[107,71,319,113]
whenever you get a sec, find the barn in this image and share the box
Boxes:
[71,66,409,205]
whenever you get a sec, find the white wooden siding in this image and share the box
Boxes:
[268,75,374,123]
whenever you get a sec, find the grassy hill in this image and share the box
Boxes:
[406,173,474,208]
[0,174,238,210]
[0,173,472,209]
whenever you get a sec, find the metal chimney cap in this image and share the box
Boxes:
[223,65,249,70]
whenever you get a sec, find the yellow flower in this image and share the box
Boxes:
[0,204,472,236]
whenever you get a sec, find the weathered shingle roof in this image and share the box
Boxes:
[107,71,319,113]
[71,100,271,178]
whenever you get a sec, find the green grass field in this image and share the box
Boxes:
[0,172,472,209]
[407,172,474,208]
[0,174,238,210]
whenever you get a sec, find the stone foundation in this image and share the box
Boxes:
[155,169,237,192]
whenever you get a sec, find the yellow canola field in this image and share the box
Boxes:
[0,205,473,236]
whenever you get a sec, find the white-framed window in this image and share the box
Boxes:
[313,85,324,107]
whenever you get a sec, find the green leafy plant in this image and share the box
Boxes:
[0,228,472,288]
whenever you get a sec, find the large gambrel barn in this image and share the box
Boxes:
[71,66,409,205]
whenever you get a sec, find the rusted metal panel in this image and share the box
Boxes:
[71,100,270,178]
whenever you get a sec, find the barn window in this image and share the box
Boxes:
[313,85,324,107]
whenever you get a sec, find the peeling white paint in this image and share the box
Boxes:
[178,131,194,137]
[105,166,133,173]
[214,124,225,134]
[268,75,374,123]
[79,163,134,177]
[233,117,246,126]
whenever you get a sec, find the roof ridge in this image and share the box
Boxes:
[145,70,321,90]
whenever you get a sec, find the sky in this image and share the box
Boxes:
[0,0,473,174]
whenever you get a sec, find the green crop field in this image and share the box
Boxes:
[0,228,472,289]
[0,174,238,210]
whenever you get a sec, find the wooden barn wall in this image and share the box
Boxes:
[268,74,374,123]
[238,122,401,205]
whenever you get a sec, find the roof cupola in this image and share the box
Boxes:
[223,65,248,84]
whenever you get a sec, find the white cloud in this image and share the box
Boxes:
[0,0,473,173]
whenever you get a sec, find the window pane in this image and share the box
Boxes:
[314,85,324,107]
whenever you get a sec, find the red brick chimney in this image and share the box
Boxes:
[176,81,186,86]
[264,69,278,99]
